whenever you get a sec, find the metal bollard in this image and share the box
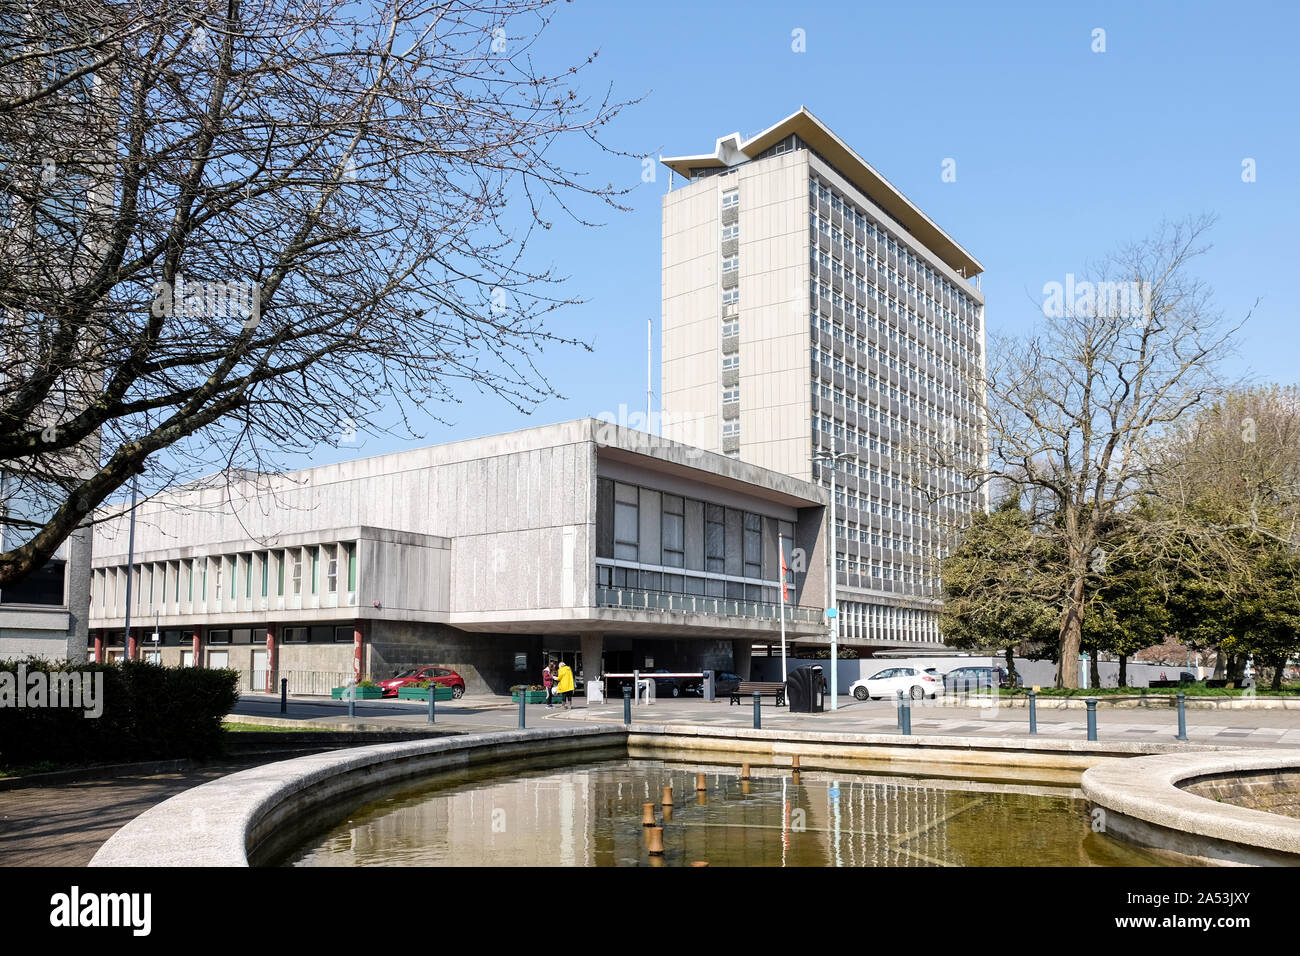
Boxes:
[1086,697,1097,742]
[1028,689,1038,735]
[900,698,911,735]
[279,677,287,714]
[347,683,355,719]
[752,691,762,730]
[624,685,632,725]
[896,690,904,729]
[1176,692,1188,741]
[518,687,527,729]
[427,685,436,725]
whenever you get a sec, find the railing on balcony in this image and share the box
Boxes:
[596,587,824,626]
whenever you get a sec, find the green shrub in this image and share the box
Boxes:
[0,658,240,770]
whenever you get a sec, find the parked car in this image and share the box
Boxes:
[850,666,941,701]
[684,671,741,697]
[942,666,1016,692]
[377,666,466,699]
[646,668,695,698]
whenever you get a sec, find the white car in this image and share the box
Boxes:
[850,666,942,701]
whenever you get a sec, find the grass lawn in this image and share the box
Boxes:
[0,760,62,778]
[221,722,338,733]
[1000,683,1300,698]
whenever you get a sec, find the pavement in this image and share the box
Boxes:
[0,759,275,866]
[230,691,1300,748]
[7,690,1300,867]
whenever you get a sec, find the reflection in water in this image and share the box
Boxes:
[278,759,1173,867]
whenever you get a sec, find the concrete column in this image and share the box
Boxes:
[732,639,753,681]
[191,628,202,666]
[265,623,277,693]
[580,633,604,685]
[352,619,366,683]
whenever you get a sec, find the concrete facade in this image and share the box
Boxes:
[89,419,827,692]
[660,109,988,654]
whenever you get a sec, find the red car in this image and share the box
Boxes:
[377,666,466,699]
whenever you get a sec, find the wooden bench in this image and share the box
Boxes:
[730,681,786,706]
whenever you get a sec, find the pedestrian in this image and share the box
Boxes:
[556,659,575,710]
[542,659,556,708]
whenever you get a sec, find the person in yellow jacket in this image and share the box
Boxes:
[555,661,575,710]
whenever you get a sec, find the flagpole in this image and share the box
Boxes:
[779,586,787,685]
[779,545,788,685]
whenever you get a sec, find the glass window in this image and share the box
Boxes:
[614,482,638,561]
[743,512,761,579]
[704,504,725,573]
[326,544,338,593]
[662,495,684,568]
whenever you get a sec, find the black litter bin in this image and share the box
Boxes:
[787,666,826,713]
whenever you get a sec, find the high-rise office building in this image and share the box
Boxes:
[659,108,987,651]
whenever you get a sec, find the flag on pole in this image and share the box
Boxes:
[780,546,789,602]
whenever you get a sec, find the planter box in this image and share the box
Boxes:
[511,691,553,704]
[331,686,383,700]
[397,686,456,701]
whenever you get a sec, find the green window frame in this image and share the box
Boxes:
[201,562,207,600]
[277,552,284,596]
[261,555,268,597]
[346,543,356,591]
[311,548,319,595]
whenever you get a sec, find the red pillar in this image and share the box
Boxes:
[352,620,366,684]
[265,623,277,693]
[92,635,103,663]
[192,628,202,666]
[127,631,137,662]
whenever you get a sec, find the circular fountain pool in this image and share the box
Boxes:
[269,757,1171,867]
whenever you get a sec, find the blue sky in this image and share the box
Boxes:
[298,0,1299,467]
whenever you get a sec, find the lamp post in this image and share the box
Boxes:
[121,473,139,661]
[812,447,855,711]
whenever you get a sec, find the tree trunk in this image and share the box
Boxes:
[1118,654,1128,688]
[1055,572,1086,689]
[1089,648,1101,688]
[1212,651,1225,679]
[1272,655,1284,691]
[1004,647,1018,687]
[1228,655,1245,682]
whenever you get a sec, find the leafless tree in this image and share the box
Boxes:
[0,0,638,587]
[951,216,1242,686]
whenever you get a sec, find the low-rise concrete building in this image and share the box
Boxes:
[89,419,827,694]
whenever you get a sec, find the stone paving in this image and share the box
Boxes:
[0,761,272,867]
[555,696,1300,748]
[232,691,1300,747]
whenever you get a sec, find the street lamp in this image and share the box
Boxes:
[812,446,856,711]
[120,464,147,662]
